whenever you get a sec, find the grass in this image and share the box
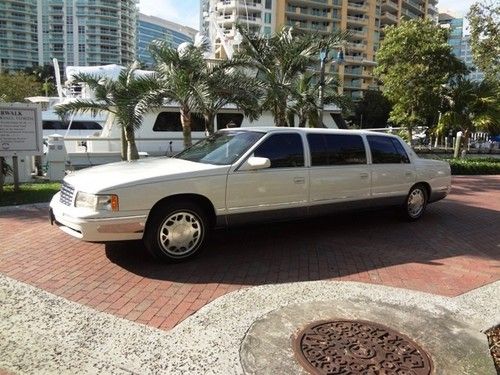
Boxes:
[0,181,60,207]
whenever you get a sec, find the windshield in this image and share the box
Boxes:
[175,130,265,165]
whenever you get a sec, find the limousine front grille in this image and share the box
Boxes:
[60,182,75,206]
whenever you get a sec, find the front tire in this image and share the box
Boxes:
[403,184,428,221]
[144,201,208,262]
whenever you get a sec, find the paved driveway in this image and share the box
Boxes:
[0,176,499,330]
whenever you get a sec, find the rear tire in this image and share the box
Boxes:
[144,200,209,262]
[403,184,428,221]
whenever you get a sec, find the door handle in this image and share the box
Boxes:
[405,171,413,176]
[294,177,305,184]
[360,173,369,178]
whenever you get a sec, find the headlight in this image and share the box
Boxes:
[75,192,119,211]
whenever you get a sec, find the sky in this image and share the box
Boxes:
[138,0,478,32]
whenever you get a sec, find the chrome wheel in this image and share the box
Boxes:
[158,211,202,257]
[407,188,425,218]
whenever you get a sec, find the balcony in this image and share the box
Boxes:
[217,1,263,11]
[344,67,363,76]
[287,0,331,9]
[346,16,368,25]
[401,8,420,19]
[239,15,262,25]
[347,2,368,12]
[381,11,398,24]
[344,80,363,89]
[347,42,366,51]
[402,0,424,14]
[381,0,398,12]
[217,14,236,24]
[346,29,366,38]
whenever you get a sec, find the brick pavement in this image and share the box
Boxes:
[0,176,499,330]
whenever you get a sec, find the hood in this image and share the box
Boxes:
[64,157,229,193]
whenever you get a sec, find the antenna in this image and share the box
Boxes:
[52,58,64,98]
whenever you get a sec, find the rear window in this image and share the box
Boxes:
[367,135,410,164]
[307,134,367,166]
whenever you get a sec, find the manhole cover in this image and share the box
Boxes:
[293,320,433,375]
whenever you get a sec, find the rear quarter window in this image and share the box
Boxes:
[367,135,410,164]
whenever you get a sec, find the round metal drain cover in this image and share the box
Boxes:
[293,320,433,375]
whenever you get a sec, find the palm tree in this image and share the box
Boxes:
[56,63,156,161]
[198,62,263,135]
[288,71,352,128]
[235,26,348,127]
[149,40,263,145]
[437,78,500,155]
[149,41,209,148]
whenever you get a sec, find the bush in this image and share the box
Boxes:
[446,158,500,175]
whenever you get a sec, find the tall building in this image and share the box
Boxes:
[137,14,197,68]
[0,0,138,72]
[460,35,485,82]
[438,13,462,57]
[0,0,39,71]
[202,0,438,99]
[438,13,485,82]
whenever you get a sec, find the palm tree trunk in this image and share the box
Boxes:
[407,126,413,145]
[124,126,139,161]
[120,127,127,161]
[180,106,192,148]
[204,113,215,135]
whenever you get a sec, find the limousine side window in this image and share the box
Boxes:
[253,133,304,168]
[153,112,205,132]
[367,135,410,164]
[307,134,366,166]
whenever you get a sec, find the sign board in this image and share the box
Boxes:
[0,103,43,156]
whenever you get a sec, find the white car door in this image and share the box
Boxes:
[307,133,371,213]
[225,132,309,224]
[367,135,416,202]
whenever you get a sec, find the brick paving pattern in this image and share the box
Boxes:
[1,176,499,330]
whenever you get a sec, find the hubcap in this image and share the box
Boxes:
[158,211,202,257]
[408,188,425,218]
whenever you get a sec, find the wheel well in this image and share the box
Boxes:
[413,182,431,198]
[148,194,217,229]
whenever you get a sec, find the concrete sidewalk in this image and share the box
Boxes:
[1,274,498,374]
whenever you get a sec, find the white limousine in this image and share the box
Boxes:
[50,128,451,262]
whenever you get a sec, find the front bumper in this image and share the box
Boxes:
[49,193,147,242]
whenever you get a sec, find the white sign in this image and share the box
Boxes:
[0,103,43,156]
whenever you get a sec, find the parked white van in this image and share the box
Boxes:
[49,128,451,262]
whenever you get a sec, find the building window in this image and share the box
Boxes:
[265,0,272,10]
[264,13,272,23]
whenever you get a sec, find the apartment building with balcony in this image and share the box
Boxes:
[137,14,197,68]
[0,0,39,71]
[202,0,438,99]
[201,0,277,58]
[1,0,138,72]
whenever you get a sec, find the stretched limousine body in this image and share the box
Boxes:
[50,128,451,262]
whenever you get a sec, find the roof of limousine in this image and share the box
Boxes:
[224,127,398,137]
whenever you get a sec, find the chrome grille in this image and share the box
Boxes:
[60,182,75,206]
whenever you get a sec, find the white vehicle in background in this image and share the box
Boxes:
[49,128,451,263]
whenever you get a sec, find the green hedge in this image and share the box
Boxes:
[446,158,500,175]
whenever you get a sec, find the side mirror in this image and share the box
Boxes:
[239,156,271,171]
